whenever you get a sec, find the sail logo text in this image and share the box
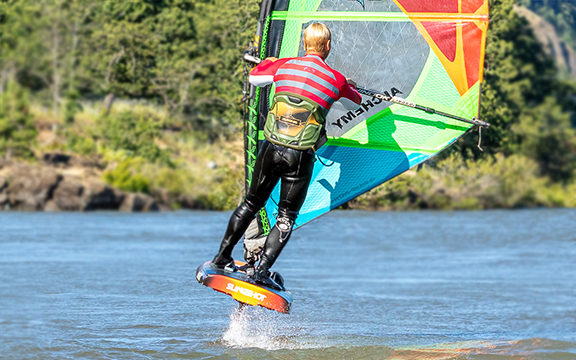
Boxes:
[226,283,267,301]
[332,87,402,129]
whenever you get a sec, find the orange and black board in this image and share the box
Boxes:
[196,260,292,314]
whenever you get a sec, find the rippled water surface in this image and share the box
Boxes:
[1,209,575,359]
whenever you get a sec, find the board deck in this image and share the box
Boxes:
[196,260,292,314]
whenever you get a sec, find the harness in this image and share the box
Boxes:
[263,93,326,151]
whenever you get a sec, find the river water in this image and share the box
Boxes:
[1,209,575,359]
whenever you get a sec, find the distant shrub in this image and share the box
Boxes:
[97,111,170,164]
[67,134,96,156]
[103,160,151,193]
[199,167,243,211]
[152,167,193,195]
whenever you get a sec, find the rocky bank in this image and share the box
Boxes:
[0,154,159,212]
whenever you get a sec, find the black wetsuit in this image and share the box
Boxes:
[213,141,315,275]
[213,54,361,282]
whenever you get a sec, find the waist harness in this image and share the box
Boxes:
[264,93,326,151]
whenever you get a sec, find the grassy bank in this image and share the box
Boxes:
[12,98,573,211]
[28,99,245,211]
[351,154,576,211]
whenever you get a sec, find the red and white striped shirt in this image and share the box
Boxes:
[249,54,361,115]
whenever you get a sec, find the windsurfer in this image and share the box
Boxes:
[212,23,362,290]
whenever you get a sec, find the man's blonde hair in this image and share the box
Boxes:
[303,23,331,56]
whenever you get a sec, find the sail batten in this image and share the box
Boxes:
[271,11,487,21]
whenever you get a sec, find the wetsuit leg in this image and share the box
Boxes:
[213,142,281,264]
[257,147,315,274]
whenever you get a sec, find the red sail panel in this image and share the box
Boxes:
[421,22,457,62]
[462,0,484,13]
[463,21,483,88]
[395,0,458,13]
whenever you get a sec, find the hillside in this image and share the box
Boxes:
[515,5,576,78]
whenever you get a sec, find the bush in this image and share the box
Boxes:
[199,167,243,211]
[352,154,574,210]
[67,133,97,156]
[97,110,170,164]
[103,160,151,193]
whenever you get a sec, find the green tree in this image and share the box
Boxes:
[182,0,258,137]
[513,97,576,182]
[0,0,94,121]
[0,81,37,159]
[87,0,259,136]
[87,0,197,112]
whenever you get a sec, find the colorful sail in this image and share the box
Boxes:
[245,0,489,229]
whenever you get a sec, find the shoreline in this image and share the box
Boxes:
[0,157,162,212]
[2,155,574,213]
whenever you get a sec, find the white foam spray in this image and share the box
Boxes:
[222,305,322,350]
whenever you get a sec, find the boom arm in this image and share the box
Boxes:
[243,53,490,129]
[355,87,490,128]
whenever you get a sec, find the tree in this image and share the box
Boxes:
[0,0,95,121]
[87,0,197,113]
[87,0,259,136]
[0,81,37,159]
[180,0,258,136]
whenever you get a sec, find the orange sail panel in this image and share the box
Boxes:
[393,0,489,95]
